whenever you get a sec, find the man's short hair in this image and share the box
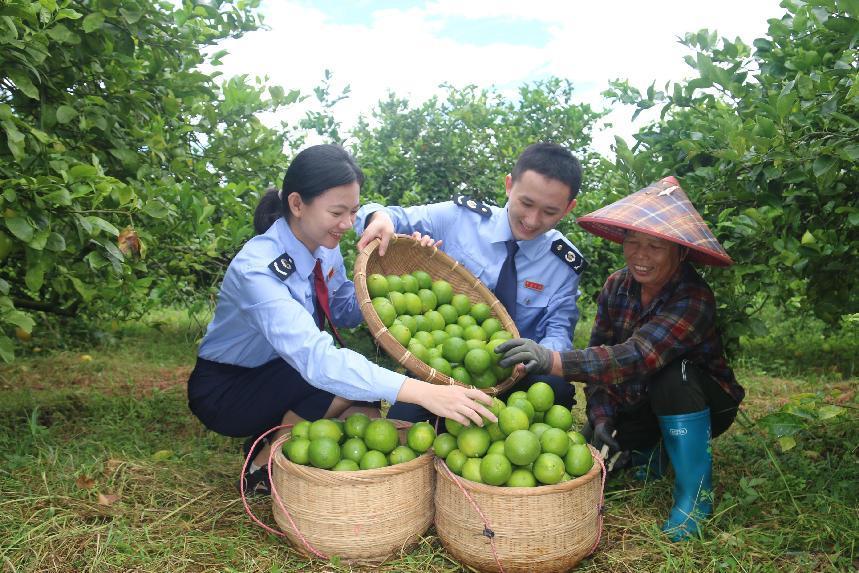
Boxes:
[511,142,582,201]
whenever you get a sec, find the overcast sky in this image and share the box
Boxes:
[218,0,785,154]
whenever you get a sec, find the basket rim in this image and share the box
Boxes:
[273,419,433,478]
[432,444,602,496]
[353,235,524,395]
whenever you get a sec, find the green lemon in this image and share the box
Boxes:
[285,437,311,465]
[442,337,469,363]
[367,274,389,298]
[385,274,403,293]
[564,444,594,477]
[400,274,419,293]
[451,293,472,316]
[544,405,574,431]
[412,270,432,290]
[465,338,486,351]
[398,314,417,335]
[432,433,458,459]
[291,420,311,439]
[471,369,497,389]
[332,459,360,471]
[533,452,565,484]
[526,381,555,412]
[486,421,506,442]
[445,449,467,474]
[469,302,492,324]
[413,330,435,348]
[506,468,537,487]
[481,317,502,338]
[428,356,452,376]
[450,366,472,385]
[388,291,407,315]
[407,421,436,453]
[389,323,411,346]
[457,426,491,457]
[389,445,417,464]
[431,279,454,305]
[403,292,424,315]
[498,407,530,436]
[487,441,507,456]
[567,430,587,446]
[309,419,343,443]
[490,330,513,341]
[462,325,487,342]
[372,297,397,327]
[484,338,506,365]
[344,413,370,438]
[424,310,446,331]
[464,348,491,375]
[480,453,512,486]
[456,314,477,329]
[444,417,464,437]
[413,314,430,333]
[529,422,551,439]
[364,419,400,454]
[430,329,449,346]
[308,437,341,469]
[417,288,438,312]
[461,458,483,483]
[504,430,541,466]
[359,450,389,470]
[437,303,459,325]
[341,437,368,463]
[540,427,571,457]
[444,324,465,338]
[508,397,535,423]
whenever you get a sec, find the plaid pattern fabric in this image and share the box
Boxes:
[577,176,733,267]
[560,264,744,426]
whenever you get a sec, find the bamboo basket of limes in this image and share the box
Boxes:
[271,418,436,564]
[354,235,524,395]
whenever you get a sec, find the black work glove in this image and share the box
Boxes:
[495,338,554,375]
[583,419,620,458]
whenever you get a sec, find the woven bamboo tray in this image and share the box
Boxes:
[271,421,434,564]
[354,235,523,396]
[433,447,603,573]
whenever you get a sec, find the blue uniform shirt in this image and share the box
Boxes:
[355,198,585,352]
[198,217,405,404]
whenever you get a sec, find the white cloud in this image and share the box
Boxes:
[217,0,784,153]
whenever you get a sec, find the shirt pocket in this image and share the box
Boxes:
[513,288,550,337]
[456,247,488,283]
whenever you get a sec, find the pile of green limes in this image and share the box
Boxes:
[367,270,515,388]
[282,415,437,471]
[434,382,594,486]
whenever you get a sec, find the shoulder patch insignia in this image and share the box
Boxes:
[268,252,296,281]
[452,194,491,217]
[551,239,588,275]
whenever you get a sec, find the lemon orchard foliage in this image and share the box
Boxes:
[0,0,301,361]
[603,0,859,345]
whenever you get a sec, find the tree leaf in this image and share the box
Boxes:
[56,105,78,124]
[82,12,105,33]
[817,405,845,420]
[97,492,120,506]
[5,217,34,242]
[778,436,796,452]
[0,335,14,363]
[85,216,120,237]
[7,70,39,100]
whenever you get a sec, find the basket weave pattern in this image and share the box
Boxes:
[433,450,602,573]
[271,422,434,564]
[354,235,523,395]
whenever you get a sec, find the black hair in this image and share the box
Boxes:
[511,142,582,201]
[253,144,364,235]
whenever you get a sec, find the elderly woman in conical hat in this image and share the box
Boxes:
[495,176,745,541]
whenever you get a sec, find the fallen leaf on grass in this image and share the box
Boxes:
[105,458,124,472]
[76,475,95,489]
[98,493,121,506]
[151,449,173,461]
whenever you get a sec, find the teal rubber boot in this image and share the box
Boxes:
[658,409,713,541]
[631,441,669,481]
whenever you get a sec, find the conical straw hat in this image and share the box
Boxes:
[577,176,733,267]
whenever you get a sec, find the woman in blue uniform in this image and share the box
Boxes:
[187,144,494,494]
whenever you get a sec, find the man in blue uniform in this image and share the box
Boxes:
[355,142,587,419]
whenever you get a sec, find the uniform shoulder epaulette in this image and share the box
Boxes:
[551,239,587,275]
[452,194,491,217]
[268,252,295,281]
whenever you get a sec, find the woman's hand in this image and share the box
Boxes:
[495,338,557,375]
[406,230,442,249]
[357,211,396,255]
[397,378,496,426]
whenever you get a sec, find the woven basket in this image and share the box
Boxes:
[270,421,434,565]
[434,447,603,573]
[354,235,523,395]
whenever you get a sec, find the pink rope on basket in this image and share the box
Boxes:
[239,424,328,560]
[587,445,609,556]
[439,461,506,573]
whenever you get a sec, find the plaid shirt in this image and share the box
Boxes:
[561,263,744,426]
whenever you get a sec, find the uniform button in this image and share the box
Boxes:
[525,298,531,304]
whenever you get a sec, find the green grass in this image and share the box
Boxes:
[1,311,856,572]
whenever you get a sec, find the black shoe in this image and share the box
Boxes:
[238,464,271,496]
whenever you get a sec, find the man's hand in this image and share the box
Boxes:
[495,338,554,375]
[583,420,620,458]
[357,211,396,255]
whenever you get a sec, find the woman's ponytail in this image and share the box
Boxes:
[253,188,282,235]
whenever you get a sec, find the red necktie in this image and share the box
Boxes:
[313,259,346,347]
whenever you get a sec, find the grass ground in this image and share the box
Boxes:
[0,312,856,572]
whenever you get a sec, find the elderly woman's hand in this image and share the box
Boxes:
[495,338,554,375]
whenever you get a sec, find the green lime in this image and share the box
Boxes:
[412,270,432,290]
[486,422,506,442]
[407,421,436,453]
[389,323,411,346]
[544,405,574,431]
[490,330,513,341]
[507,391,528,404]
[506,468,537,487]
[309,419,343,443]
[529,422,551,439]
[445,449,467,474]
[332,459,360,471]
[463,325,488,342]
[344,413,371,438]
[567,430,587,446]
[388,291,407,315]
[470,302,491,324]
[504,430,541,466]
[445,324,465,338]
[464,348,492,375]
[403,292,423,315]
[389,445,417,464]
[526,381,555,412]
[400,274,419,293]
[425,346,442,361]
[498,407,530,436]
[565,444,593,477]
[457,426,491,457]
[540,427,570,457]
[431,280,454,305]
[385,274,403,293]
[450,366,472,385]
[398,314,417,335]
[481,317,502,338]
[442,337,469,363]
[285,437,311,465]
[430,330,449,346]
[424,310,446,331]
[471,369,497,389]
[364,419,400,454]
[412,314,430,333]
[533,452,565,484]
[437,304,459,325]
[508,398,535,423]
[413,330,434,347]
[451,294,471,315]
[291,420,311,439]
[417,288,438,312]
[372,297,397,327]
[461,458,483,483]
[341,437,368,462]
[456,314,477,329]
[408,341,429,363]
[308,437,341,469]
[359,450,389,470]
[480,453,513,486]
[465,338,486,351]
[444,417,464,436]
[367,274,389,298]
[432,433,458,459]
[487,440,507,456]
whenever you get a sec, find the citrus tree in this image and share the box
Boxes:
[603,0,858,348]
[0,0,300,360]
